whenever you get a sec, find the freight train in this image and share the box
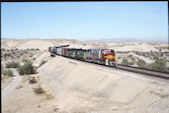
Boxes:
[48,46,116,67]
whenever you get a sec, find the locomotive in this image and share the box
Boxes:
[48,46,116,67]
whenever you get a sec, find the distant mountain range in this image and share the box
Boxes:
[89,37,168,42]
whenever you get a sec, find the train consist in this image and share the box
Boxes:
[48,46,116,67]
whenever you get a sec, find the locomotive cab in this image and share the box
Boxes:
[102,49,116,67]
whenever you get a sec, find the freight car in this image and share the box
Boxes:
[48,47,116,67]
[48,46,57,57]
[48,45,69,57]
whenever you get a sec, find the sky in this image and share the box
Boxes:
[1,2,168,42]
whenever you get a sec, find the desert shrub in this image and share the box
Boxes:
[17,66,25,75]
[1,48,6,51]
[33,87,45,95]
[29,54,33,57]
[3,53,11,57]
[30,48,35,51]
[121,58,130,65]
[128,55,136,63]
[17,61,36,75]
[131,57,136,62]
[29,77,37,84]
[22,58,30,62]
[148,59,167,71]
[11,49,15,52]
[128,62,134,65]
[39,60,47,67]
[6,61,20,68]
[127,54,133,58]
[16,85,23,89]
[118,56,122,59]
[153,56,159,59]
[23,61,36,74]
[137,59,146,68]
[32,58,36,60]
[2,69,14,77]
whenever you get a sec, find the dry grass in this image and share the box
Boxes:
[1,75,13,83]
[33,84,46,95]
[32,83,54,100]
[33,87,45,95]
[15,85,23,89]
[29,77,37,84]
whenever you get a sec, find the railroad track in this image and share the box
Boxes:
[54,55,169,80]
[116,64,169,80]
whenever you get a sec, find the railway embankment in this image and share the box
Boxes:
[38,54,169,113]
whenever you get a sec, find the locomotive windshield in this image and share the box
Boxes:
[103,50,111,54]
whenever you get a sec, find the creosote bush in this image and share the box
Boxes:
[17,61,36,75]
[137,59,146,68]
[1,48,6,51]
[121,58,129,65]
[6,61,20,68]
[148,58,167,71]
[2,69,14,77]
[121,57,134,66]
[22,58,30,62]
[121,58,133,65]
[127,54,133,58]
[3,53,12,58]
[33,87,45,95]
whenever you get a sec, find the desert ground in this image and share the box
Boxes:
[1,38,169,113]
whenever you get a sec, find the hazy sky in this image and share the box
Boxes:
[1,2,168,41]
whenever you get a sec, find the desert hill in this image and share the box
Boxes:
[1,38,168,52]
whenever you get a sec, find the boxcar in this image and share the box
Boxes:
[62,48,68,57]
[56,48,62,55]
